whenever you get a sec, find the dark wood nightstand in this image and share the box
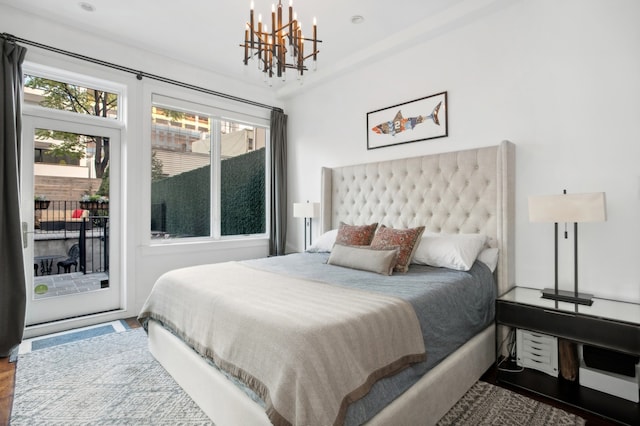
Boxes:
[496,286,640,425]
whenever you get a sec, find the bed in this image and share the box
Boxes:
[139,141,515,426]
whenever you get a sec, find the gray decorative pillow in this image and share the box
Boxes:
[327,244,399,276]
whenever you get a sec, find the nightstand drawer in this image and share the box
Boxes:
[516,329,558,377]
[496,301,640,355]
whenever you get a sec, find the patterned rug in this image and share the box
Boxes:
[11,328,212,425]
[438,380,585,425]
[11,327,585,425]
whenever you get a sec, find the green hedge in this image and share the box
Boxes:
[151,148,265,237]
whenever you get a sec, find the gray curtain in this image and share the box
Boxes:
[269,109,287,256]
[0,38,27,357]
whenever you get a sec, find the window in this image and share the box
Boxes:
[22,67,121,208]
[24,74,119,119]
[150,95,268,240]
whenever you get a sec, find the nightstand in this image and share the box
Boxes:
[496,286,640,425]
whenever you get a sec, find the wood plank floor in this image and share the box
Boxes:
[0,356,15,426]
[0,319,624,425]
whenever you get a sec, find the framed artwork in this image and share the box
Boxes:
[366,91,448,150]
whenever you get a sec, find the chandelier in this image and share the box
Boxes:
[241,1,321,84]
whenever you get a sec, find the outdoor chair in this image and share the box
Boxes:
[57,243,80,274]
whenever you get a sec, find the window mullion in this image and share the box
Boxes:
[211,119,222,239]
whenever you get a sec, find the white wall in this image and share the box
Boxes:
[284,0,640,302]
[1,5,282,326]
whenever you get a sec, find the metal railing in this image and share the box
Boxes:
[34,200,109,274]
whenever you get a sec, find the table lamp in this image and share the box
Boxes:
[528,191,606,305]
[293,201,320,251]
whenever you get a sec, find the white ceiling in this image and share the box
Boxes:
[0,0,493,93]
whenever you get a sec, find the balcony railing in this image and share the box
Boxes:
[34,200,109,274]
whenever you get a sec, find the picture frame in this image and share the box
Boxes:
[366,91,448,150]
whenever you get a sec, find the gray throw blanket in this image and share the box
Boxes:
[138,261,426,426]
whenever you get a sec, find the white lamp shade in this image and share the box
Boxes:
[528,192,606,223]
[293,202,320,218]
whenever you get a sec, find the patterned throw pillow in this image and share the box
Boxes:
[334,222,378,246]
[370,225,425,273]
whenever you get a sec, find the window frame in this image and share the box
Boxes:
[23,62,124,123]
[145,87,271,246]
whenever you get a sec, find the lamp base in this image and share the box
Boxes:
[541,288,594,306]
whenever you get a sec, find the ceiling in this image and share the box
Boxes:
[0,0,489,94]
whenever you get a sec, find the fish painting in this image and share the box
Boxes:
[371,101,443,136]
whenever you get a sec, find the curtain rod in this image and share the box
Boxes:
[1,32,282,113]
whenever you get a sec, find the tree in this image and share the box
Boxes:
[151,151,165,182]
[97,165,110,196]
[25,77,117,178]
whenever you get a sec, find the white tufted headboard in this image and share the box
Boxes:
[320,141,515,296]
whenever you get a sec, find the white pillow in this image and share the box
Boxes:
[477,247,499,272]
[306,229,338,252]
[412,232,487,271]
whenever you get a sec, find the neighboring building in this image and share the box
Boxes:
[151,107,266,178]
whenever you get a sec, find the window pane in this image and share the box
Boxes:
[33,128,111,276]
[150,106,211,239]
[24,75,119,119]
[220,122,266,236]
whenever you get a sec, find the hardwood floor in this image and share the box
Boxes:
[0,319,626,425]
[0,356,15,426]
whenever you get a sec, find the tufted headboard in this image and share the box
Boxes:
[320,141,515,296]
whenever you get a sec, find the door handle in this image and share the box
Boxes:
[22,222,35,248]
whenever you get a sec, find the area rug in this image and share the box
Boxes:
[12,327,585,425]
[438,380,585,425]
[11,328,212,425]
